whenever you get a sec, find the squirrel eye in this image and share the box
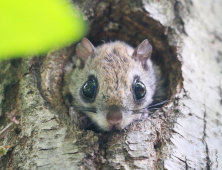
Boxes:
[134,81,146,100]
[82,79,97,99]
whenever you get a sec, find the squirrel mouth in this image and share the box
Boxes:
[109,124,122,131]
[110,126,118,131]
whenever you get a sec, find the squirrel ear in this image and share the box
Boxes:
[76,38,96,61]
[132,39,152,70]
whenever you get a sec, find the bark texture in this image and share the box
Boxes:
[0,0,222,169]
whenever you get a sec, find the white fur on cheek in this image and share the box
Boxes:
[87,111,110,131]
[119,114,141,129]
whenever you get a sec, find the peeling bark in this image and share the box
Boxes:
[0,0,222,169]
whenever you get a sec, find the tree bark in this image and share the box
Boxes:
[0,0,222,169]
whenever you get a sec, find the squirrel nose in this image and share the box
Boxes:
[106,111,122,125]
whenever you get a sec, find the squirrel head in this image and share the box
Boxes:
[66,38,157,131]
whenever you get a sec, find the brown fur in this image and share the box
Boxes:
[63,39,166,131]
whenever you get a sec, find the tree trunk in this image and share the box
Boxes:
[0,0,222,169]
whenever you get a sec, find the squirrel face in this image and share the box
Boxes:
[65,38,158,131]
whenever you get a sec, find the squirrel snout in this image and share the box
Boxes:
[106,111,123,125]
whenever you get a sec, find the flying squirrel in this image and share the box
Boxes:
[63,38,166,131]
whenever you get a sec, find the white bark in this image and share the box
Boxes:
[162,1,222,169]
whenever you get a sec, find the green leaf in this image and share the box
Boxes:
[0,0,87,60]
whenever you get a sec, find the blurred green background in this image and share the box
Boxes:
[0,0,87,61]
